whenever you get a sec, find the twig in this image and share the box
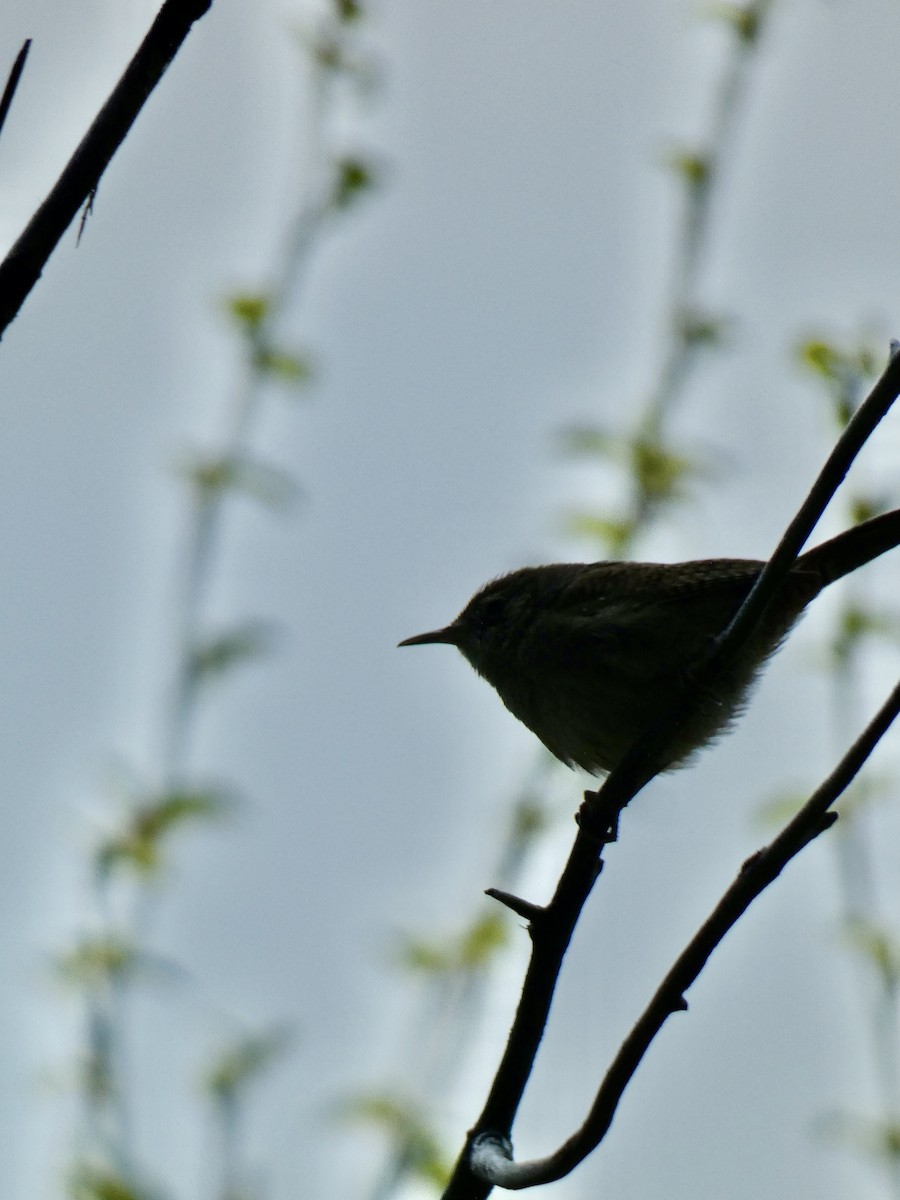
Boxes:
[584,341,900,829]
[0,0,213,339]
[0,38,31,145]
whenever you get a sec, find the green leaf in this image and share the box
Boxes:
[830,604,900,667]
[798,338,840,380]
[399,913,509,974]
[68,1163,160,1200]
[795,334,880,428]
[332,157,375,209]
[843,917,900,986]
[459,913,509,966]
[224,292,271,334]
[670,150,710,188]
[56,937,140,988]
[709,3,763,43]
[95,787,233,878]
[817,1110,900,1163]
[206,1026,294,1101]
[252,345,315,386]
[338,1094,451,1188]
[563,512,638,555]
[335,0,364,21]
[630,435,699,502]
[675,306,729,348]
[511,795,550,842]
[849,495,882,526]
[182,453,299,509]
[188,620,279,687]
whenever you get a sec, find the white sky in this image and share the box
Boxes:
[1,1,900,1198]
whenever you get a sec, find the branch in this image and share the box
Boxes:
[441,345,900,1200]
[0,38,31,145]
[470,677,900,1189]
[582,339,900,831]
[0,0,214,339]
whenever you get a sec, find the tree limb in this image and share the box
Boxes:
[470,678,900,1189]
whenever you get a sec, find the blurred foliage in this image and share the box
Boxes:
[399,913,510,974]
[67,1163,163,1200]
[55,2,382,1196]
[339,1094,452,1189]
[183,452,301,509]
[187,621,280,688]
[206,1027,295,1103]
[94,787,233,879]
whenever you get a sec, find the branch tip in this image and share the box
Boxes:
[0,37,32,144]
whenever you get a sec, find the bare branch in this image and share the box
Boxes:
[0,0,214,339]
[0,38,31,145]
[582,340,900,832]
[470,679,900,1189]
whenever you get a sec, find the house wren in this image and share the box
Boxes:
[399,509,900,775]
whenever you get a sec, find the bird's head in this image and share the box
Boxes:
[399,566,576,676]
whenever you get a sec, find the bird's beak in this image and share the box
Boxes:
[398,624,461,648]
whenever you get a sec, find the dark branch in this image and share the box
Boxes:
[470,679,900,1189]
[581,340,900,831]
[0,0,214,339]
[0,39,31,145]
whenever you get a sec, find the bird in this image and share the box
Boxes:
[399,509,900,776]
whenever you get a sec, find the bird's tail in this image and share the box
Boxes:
[799,507,900,586]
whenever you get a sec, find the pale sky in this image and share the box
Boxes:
[1,2,900,1198]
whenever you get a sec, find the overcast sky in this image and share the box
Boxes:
[2,2,900,1198]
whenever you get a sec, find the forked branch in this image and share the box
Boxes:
[470,678,900,1188]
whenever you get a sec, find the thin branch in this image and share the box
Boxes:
[470,678,900,1189]
[715,340,900,659]
[0,0,213,339]
[583,341,900,828]
[0,38,31,145]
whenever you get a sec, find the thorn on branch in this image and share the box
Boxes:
[485,887,545,924]
[77,187,97,245]
[817,811,839,834]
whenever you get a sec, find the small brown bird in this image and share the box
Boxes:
[399,509,900,775]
